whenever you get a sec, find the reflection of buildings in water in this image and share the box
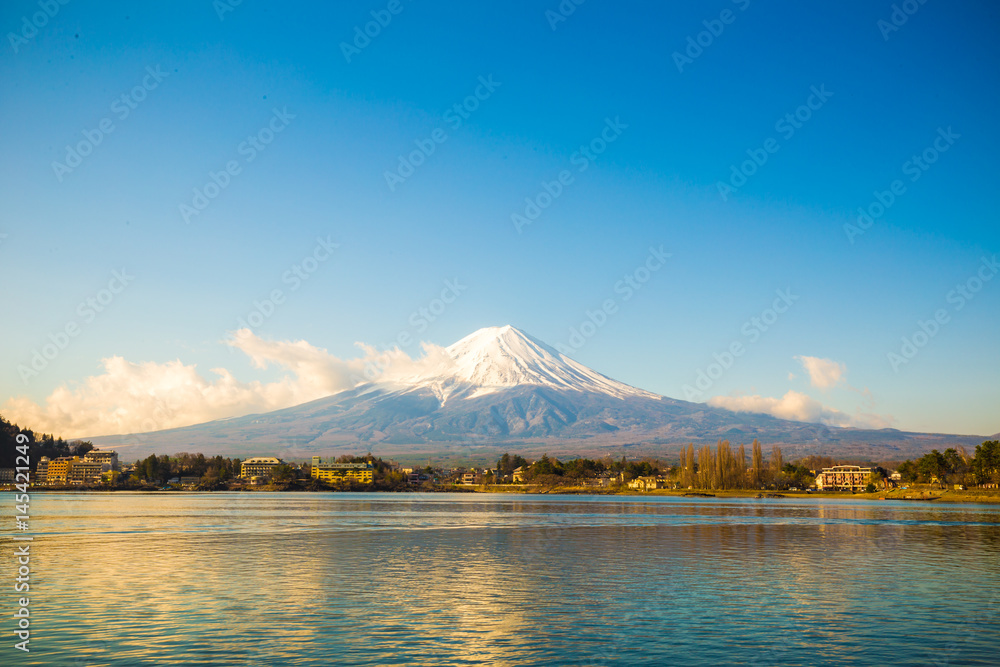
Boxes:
[33,493,1000,664]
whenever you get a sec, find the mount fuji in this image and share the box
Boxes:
[380,325,660,403]
[89,325,986,462]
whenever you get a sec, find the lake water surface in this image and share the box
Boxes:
[5,492,1000,666]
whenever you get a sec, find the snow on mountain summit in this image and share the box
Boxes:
[430,325,659,400]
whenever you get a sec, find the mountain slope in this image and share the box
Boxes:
[88,325,989,462]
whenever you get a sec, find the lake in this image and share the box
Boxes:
[5,492,1000,666]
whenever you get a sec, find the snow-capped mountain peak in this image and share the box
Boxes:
[430,325,658,400]
[86,325,984,462]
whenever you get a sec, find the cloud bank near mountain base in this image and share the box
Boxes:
[2,329,450,437]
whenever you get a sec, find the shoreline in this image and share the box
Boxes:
[477,485,1000,504]
[12,484,1000,504]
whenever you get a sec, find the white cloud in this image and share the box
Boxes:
[708,390,894,429]
[795,355,846,389]
[2,329,452,438]
[353,341,456,385]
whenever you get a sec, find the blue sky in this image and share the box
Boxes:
[1,0,997,437]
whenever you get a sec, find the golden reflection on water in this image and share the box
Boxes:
[4,492,999,666]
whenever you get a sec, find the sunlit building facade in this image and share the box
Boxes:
[40,456,104,485]
[35,457,50,484]
[240,457,283,479]
[68,460,105,485]
[84,449,119,470]
[311,457,374,484]
[45,457,75,485]
[815,465,873,491]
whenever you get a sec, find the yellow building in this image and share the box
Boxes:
[310,457,374,484]
[41,456,105,485]
[45,457,77,485]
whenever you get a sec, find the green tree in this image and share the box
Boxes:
[972,440,1000,485]
[563,458,605,479]
[498,453,511,476]
[781,463,815,489]
[497,453,528,477]
[271,464,296,484]
[897,460,918,483]
[625,461,658,480]
[941,448,969,483]
[72,441,94,457]
[918,450,946,484]
[529,454,563,479]
[156,455,173,484]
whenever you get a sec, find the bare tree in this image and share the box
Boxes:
[769,446,784,486]
[736,444,747,489]
[683,443,696,488]
[751,439,764,488]
[698,445,715,489]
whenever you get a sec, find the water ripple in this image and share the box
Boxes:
[3,492,998,666]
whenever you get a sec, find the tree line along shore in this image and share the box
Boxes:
[4,411,997,503]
